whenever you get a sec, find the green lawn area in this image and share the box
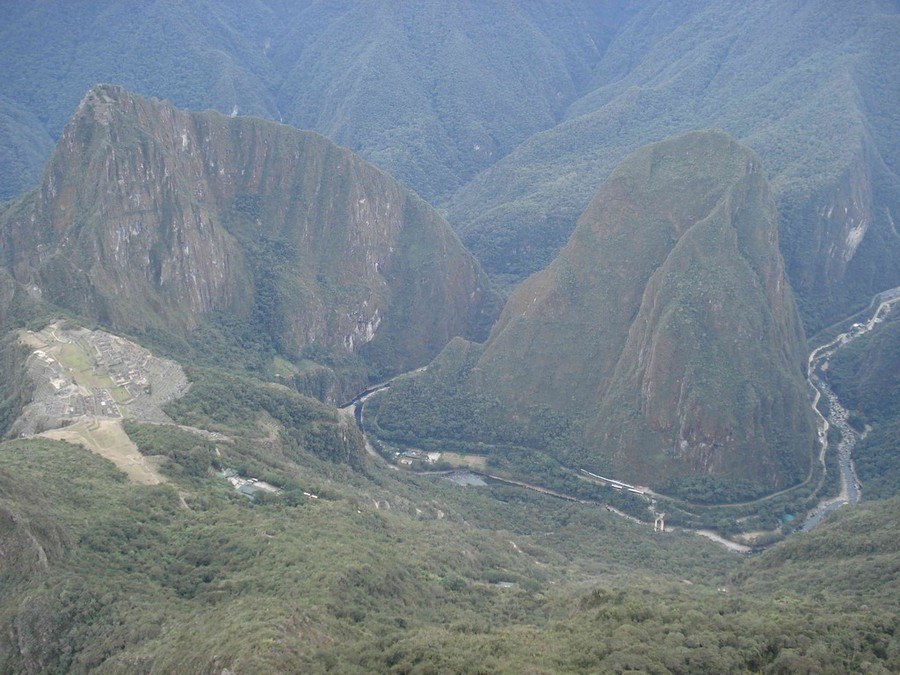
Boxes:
[440,452,487,469]
[56,341,129,401]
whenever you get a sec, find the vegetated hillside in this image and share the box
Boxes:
[735,495,900,600]
[0,333,32,438]
[0,409,732,673]
[381,132,816,494]
[532,496,900,674]
[270,0,628,200]
[0,0,629,202]
[0,96,54,202]
[448,0,900,329]
[0,429,895,672]
[827,307,900,500]
[0,85,499,400]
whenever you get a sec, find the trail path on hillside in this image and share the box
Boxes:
[41,418,165,485]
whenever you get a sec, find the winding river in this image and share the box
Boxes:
[801,286,900,531]
[340,287,900,543]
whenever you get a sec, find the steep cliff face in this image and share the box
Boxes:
[783,136,900,326]
[0,85,499,390]
[476,131,815,489]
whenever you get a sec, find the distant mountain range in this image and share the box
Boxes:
[0,0,624,202]
[447,0,900,332]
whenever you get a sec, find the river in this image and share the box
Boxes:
[339,288,900,542]
[800,287,900,531]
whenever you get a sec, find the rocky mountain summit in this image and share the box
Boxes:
[456,131,817,490]
[0,85,500,399]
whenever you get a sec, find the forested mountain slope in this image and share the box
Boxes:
[0,0,627,203]
[2,1,897,331]
[378,132,817,492]
[0,431,895,672]
[0,85,499,399]
[0,0,282,199]
[827,306,900,500]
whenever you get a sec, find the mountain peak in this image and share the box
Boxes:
[79,83,130,106]
[1,87,500,400]
[474,130,815,490]
[73,84,137,125]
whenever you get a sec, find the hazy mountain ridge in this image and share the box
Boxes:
[2,1,896,332]
[270,0,628,200]
[0,96,54,202]
[0,85,499,399]
[0,0,284,199]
